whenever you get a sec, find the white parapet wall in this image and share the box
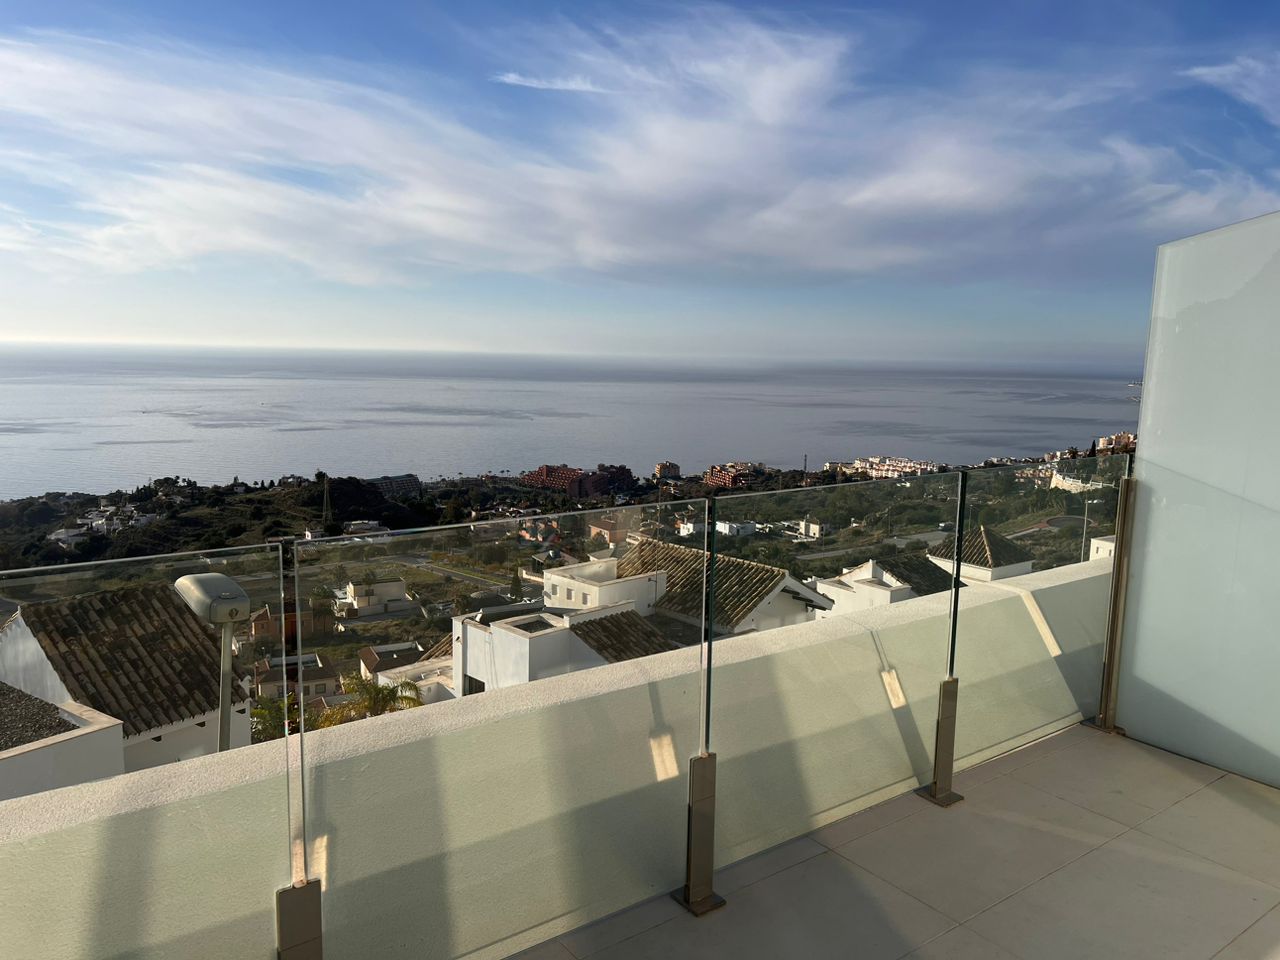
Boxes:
[0,561,1111,960]
[0,701,124,802]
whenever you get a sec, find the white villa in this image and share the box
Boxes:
[812,555,956,614]
[0,585,251,779]
[452,539,832,696]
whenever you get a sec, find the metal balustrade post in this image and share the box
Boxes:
[918,470,967,807]
[1096,473,1137,732]
[279,538,324,958]
[674,496,726,916]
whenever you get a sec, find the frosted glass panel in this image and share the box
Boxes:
[1119,211,1280,787]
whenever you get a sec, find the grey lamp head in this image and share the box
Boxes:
[174,573,251,625]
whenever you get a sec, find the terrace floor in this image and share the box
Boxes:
[514,724,1280,960]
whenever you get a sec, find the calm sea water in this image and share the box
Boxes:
[0,346,1141,502]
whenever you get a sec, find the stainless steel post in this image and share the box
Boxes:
[276,878,323,959]
[218,622,234,752]
[673,496,725,916]
[918,470,967,807]
[1097,475,1137,731]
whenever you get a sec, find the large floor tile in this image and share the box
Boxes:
[589,852,953,960]
[809,792,925,850]
[1009,733,1223,826]
[902,925,1020,959]
[715,836,826,894]
[509,940,577,960]
[835,775,1125,921]
[1140,774,1280,888]
[955,723,1103,785]
[558,894,682,958]
[1214,903,1280,959]
[969,831,1280,960]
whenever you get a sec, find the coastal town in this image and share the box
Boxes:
[0,429,1133,799]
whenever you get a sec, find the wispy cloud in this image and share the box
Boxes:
[0,12,1276,290]
[490,71,608,93]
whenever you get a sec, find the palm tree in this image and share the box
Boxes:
[313,673,421,728]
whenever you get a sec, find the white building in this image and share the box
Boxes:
[574,539,830,636]
[357,641,428,681]
[544,559,666,616]
[375,654,456,705]
[453,602,676,695]
[813,555,956,615]
[337,577,414,618]
[799,517,824,539]
[0,685,123,802]
[0,584,251,773]
[1090,535,1117,560]
[715,520,757,538]
[343,520,391,536]
[926,527,1035,582]
[676,520,705,538]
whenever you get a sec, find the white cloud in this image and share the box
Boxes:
[0,15,1276,289]
[1185,55,1280,127]
[490,71,608,92]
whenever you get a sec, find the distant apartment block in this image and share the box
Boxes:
[826,456,941,480]
[1097,432,1137,456]
[654,461,682,480]
[703,462,760,487]
[520,464,634,498]
[364,473,423,500]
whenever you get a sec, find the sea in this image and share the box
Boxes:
[0,345,1142,502]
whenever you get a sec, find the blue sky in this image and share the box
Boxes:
[0,1,1276,368]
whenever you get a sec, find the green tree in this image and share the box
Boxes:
[510,566,523,600]
[313,673,421,727]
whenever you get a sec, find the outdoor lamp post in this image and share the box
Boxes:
[175,572,251,752]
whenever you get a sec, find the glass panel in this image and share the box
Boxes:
[293,501,707,957]
[952,454,1129,770]
[0,544,289,796]
[708,472,962,865]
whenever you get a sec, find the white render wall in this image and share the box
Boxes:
[1119,210,1280,788]
[0,617,72,705]
[123,706,251,771]
[0,702,123,802]
[0,562,1110,960]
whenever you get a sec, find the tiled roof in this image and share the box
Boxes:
[877,554,957,596]
[617,539,784,629]
[570,611,681,663]
[422,634,453,660]
[13,585,249,738]
[927,526,1033,569]
[358,644,425,675]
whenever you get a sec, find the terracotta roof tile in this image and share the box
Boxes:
[15,585,249,738]
[570,610,681,662]
[928,526,1033,569]
[617,539,784,629]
